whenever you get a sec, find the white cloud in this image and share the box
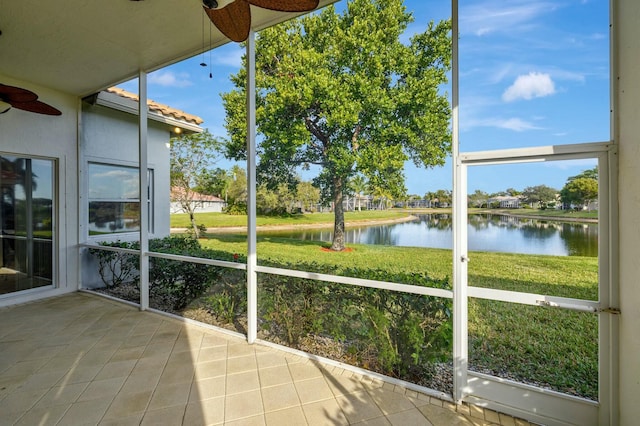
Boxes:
[461,115,542,132]
[148,71,193,88]
[461,0,559,36]
[495,118,541,132]
[502,72,556,102]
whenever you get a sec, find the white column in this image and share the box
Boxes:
[614,0,640,423]
[451,0,468,403]
[246,30,258,343]
[139,71,149,311]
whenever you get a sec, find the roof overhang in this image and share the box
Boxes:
[91,89,205,134]
[1,0,337,97]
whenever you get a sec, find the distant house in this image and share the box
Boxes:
[562,200,599,211]
[429,198,450,208]
[488,195,521,208]
[343,194,374,211]
[170,187,226,214]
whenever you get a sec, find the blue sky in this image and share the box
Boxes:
[120,0,609,196]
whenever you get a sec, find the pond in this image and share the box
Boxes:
[259,214,598,257]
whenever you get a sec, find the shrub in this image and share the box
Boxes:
[257,261,452,379]
[186,223,207,238]
[91,236,222,310]
[146,236,221,309]
[223,202,247,215]
[88,241,138,288]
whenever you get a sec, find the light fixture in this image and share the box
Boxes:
[173,127,182,134]
[203,0,218,9]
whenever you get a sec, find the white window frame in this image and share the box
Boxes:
[86,160,154,240]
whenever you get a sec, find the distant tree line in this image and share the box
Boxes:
[419,167,598,210]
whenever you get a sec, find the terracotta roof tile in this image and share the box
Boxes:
[107,87,204,125]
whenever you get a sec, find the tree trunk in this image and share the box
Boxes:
[189,211,200,239]
[331,178,346,251]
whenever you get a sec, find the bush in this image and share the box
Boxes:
[186,222,207,238]
[88,241,138,288]
[257,261,452,379]
[147,236,221,310]
[224,202,247,215]
[91,236,222,310]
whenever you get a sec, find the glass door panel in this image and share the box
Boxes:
[0,155,54,294]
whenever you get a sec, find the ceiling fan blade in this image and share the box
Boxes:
[247,0,319,12]
[11,100,62,116]
[204,1,251,42]
[0,84,38,103]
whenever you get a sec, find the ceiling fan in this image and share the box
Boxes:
[0,84,62,116]
[202,0,319,42]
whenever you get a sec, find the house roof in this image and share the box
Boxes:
[86,87,204,133]
[107,87,204,126]
[171,187,224,203]
[0,1,336,97]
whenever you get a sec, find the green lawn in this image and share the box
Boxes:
[170,210,412,229]
[200,234,597,297]
[171,208,596,230]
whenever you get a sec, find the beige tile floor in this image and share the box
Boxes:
[0,293,534,426]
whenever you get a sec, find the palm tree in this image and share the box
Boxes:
[349,175,368,212]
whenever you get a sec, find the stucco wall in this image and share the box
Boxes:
[0,75,79,306]
[616,0,640,424]
[80,102,172,240]
[79,102,172,289]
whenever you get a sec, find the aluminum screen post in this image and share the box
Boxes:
[451,0,469,403]
[138,70,149,311]
[246,30,258,344]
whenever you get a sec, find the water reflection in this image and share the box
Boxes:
[259,214,598,257]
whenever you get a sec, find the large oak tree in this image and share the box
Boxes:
[222,0,451,250]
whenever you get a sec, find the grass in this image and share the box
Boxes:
[170,210,412,229]
[200,234,597,296]
[198,233,599,399]
[474,207,598,220]
[202,234,453,278]
[170,208,596,231]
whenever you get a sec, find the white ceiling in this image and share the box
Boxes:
[0,0,335,97]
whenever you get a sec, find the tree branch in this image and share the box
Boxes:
[352,124,362,151]
[304,116,328,146]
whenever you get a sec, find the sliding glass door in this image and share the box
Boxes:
[0,155,55,295]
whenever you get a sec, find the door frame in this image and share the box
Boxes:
[452,142,618,426]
